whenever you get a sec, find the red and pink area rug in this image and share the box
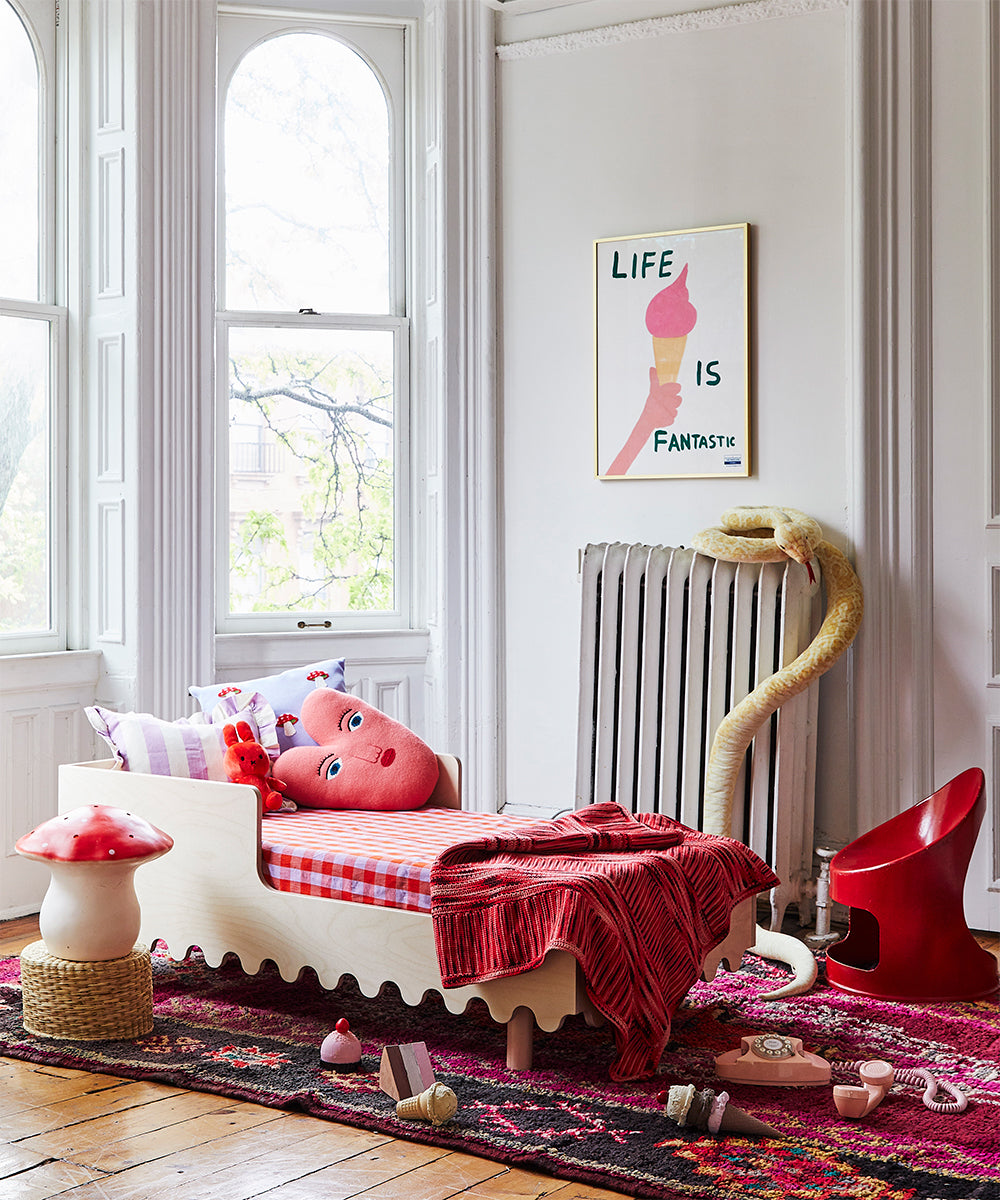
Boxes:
[1,947,997,1199]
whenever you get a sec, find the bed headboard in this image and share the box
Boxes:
[427,754,462,809]
[68,752,463,811]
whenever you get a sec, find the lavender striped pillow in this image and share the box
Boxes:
[85,693,278,781]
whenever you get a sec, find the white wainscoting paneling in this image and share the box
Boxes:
[97,148,125,299]
[213,630,430,738]
[97,0,124,133]
[96,332,125,481]
[0,651,102,917]
[97,499,126,643]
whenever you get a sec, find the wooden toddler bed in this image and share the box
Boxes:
[58,757,758,1072]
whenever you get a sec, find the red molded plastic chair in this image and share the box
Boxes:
[826,767,999,1001]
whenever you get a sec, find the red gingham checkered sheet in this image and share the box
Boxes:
[260,806,541,913]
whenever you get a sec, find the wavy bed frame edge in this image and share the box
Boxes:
[58,759,756,1071]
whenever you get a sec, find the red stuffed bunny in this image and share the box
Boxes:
[222,720,287,813]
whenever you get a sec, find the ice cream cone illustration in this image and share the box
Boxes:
[652,336,687,384]
[603,262,697,476]
[395,1081,458,1127]
[663,1084,781,1137]
[645,264,698,385]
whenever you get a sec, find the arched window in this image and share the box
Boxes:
[0,0,65,652]
[217,16,407,632]
[0,1,39,301]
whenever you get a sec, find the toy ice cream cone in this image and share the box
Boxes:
[395,1081,458,1127]
[645,264,697,385]
[663,1084,781,1137]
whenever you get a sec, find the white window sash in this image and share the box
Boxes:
[215,310,410,634]
[0,0,66,655]
[0,300,68,654]
[215,10,410,634]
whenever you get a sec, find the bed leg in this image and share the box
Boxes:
[506,1006,534,1071]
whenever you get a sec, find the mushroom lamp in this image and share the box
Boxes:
[16,805,173,962]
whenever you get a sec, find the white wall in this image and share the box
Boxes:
[497,1,854,840]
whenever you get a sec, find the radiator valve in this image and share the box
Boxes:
[804,848,842,949]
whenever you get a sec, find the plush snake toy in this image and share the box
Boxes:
[692,506,864,998]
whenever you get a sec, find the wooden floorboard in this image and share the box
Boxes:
[2,914,997,1200]
[0,915,625,1200]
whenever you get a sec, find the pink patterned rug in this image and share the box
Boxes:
[1,947,997,1199]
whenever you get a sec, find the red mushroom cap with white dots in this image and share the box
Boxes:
[15,805,174,863]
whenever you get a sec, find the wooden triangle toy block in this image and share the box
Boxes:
[379,1041,435,1101]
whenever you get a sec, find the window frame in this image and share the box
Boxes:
[0,0,68,656]
[215,9,412,635]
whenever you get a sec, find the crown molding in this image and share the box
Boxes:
[496,0,846,60]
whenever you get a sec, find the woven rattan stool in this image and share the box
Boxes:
[20,940,154,1040]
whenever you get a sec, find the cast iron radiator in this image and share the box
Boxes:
[575,542,821,929]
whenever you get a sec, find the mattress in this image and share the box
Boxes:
[260,806,539,913]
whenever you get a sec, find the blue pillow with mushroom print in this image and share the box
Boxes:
[188,658,346,755]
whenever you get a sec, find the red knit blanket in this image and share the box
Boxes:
[430,802,779,1080]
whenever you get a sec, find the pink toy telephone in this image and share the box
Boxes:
[716,1032,968,1118]
[715,1033,831,1087]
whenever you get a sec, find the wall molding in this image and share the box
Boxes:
[97,498,125,642]
[96,332,124,480]
[420,0,502,811]
[96,148,124,298]
[988,0,1000,526]
[496,0,846,61]
[77,0,136,701]
[992,723,1000,886]
[849,0,935,832]
[134,0,216,717]
[991,564,1000,685]
[96,0,124,133]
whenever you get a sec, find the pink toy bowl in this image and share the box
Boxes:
[826,767,999,1002]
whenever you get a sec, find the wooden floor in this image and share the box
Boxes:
[0,916,624,1200]
[2,915,998,1200]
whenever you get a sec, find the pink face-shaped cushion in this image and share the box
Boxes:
[274,690,439,811]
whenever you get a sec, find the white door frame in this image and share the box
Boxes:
[851,0,998,931]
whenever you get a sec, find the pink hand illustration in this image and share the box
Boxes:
[606,368,683,476]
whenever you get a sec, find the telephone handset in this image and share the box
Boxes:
[833,1060,894,1117]
[715,1033,832,1086]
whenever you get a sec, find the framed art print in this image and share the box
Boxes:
[594,222,750,479]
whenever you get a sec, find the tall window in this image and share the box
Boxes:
[218,14,408,632]
[0,0,65,653]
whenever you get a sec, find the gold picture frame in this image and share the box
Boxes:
[594,222,750,480]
